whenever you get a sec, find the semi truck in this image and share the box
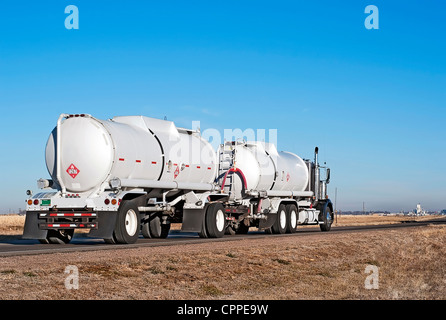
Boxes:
[23,114,333,244]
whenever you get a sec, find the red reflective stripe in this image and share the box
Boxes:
[119,158,125,161]
[48,213,94,217]
[151,161,157,165]
[197,166,201,169]
[60,224,71,227]
[136,160,141,163]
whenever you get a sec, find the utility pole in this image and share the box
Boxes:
[363,202,365,215]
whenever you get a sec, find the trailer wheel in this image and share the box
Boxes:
[286,204,298,233]
[141,219,152,238]
[47,229,74,244]
[320,205,333,232]
[198,218,208,238]
[114,201,141,244]
[148,215,170,238]
[271,204,287,234]
[205,203,226,238]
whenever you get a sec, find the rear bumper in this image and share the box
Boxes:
[38,212,98,230]
[23,210,117,240]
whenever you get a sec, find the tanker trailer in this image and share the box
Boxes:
[23,113,218,244]
[214,141,333,235]
[23,113,333,244]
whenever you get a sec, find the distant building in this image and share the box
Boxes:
[409,203,427,216]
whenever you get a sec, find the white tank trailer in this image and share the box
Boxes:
[23,114,333,244]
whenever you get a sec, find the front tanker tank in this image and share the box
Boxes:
[218,141,309,195]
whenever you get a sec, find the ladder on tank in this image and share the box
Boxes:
[217,141,243,197]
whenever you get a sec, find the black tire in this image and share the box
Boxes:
[198,220,208,238]
[149,215,170,238]
[46,229,74,244]
[286,204,298,233]
[271,204,287,234]
[205,203,226,238]
[141,218,152,239]
[320,205,333,232]
[113,201,141,244]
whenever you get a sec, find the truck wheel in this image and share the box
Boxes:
[272,204,287,234]
[47,229,74,244]
[205,203,226,238]
[320,206,333,232]
[286,204,298,233]
[114,201,141,244]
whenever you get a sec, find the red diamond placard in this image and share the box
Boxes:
[174,166,180,179]
[66,163,80,179]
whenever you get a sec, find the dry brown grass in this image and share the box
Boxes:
[332,214,441,226]
[0,222,445,300]
[0,214,25,235]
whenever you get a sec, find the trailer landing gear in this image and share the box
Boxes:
[39,229,74,244]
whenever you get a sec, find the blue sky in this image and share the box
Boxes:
[0,1,445,213]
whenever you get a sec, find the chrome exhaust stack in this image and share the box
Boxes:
[314,147,320,202]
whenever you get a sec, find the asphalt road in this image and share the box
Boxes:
[1,218,445,257]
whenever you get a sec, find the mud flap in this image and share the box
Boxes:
[258,212,277,230]
[88,211,117,239]
[22,212,48,240]
[181,208,206,232]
